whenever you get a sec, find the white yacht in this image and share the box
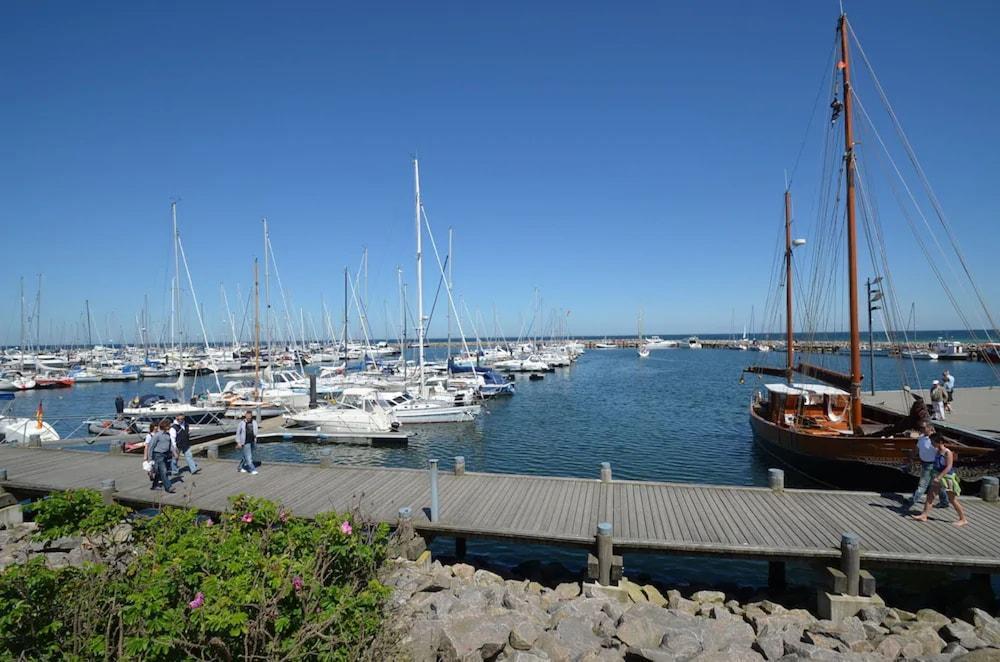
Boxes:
[376,390,480,423]
[686,336,703,349]
[644,336,679,349]
[929,340,968,360]
[123,394,228,425]
[285,388,399,434]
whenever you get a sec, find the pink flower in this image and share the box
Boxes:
[340,520,352,535]
[279,510,289,523]
[188,592,205,609]
[242,513,254,523]
[205,518,214,527]
[292,575,304,592]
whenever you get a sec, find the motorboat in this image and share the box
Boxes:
[901,349,939,361]
[285,387,399,434]
[0,394,60,444]
[447,361,515,397]
[592,338,617,349]
[0,371,36,391]
[376,390,480,423]
[638,346,650,358]
[644,336,679,349]
[686,337,703,349]
[98,363,141,381]
[34,370,75,389]
[929,339,969,360]
[68,366,102,383]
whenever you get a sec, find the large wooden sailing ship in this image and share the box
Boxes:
[745,14,1000,485]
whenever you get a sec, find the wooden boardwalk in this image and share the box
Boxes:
[1,446,999,571]
[863,386,1000,440]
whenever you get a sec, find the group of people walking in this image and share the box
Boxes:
[908,420,968,527]
[144,410,260,491]
[929,370,955,420]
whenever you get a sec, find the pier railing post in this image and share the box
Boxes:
[100,479,116,505]
[207,444,219,460]
[454,456,465,476]
[600,462,612,483]
[108,439,124,454]
[309,374,318,409]
[429,459,439,523]
[840,532,861,597]
[28,434,42,448]
[982,476,999,502]
[768,468,784,492]
[0,468,7,481]
[397,506,414,539]
[596,522,613,586]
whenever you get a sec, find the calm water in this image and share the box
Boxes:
[5,347,999,600]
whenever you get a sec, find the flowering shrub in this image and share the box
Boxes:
[0,491,391,660]
[28,489,130,541]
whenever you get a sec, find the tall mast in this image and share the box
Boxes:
[839,14,863,429]
[343,268,348,358]
[19,277,24,371]
[35,274,41,349]
[85,299,93,349]
[398,266,407,380]
[414,158,426,394]
[447,226,453,363]
[171,201,180,358]
[253,258,260,398]
[784,189,794,382]
[262,218,272,373]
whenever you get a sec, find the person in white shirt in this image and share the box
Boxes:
[942,370,955,412]
[909,422,949,509]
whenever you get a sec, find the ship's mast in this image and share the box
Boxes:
[784,189,794,383]
[414,158,426,396]
[839,14,863,429]
[253,258,260,400]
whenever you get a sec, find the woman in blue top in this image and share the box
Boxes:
[912,433,968,527]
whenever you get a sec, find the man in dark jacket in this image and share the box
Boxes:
[171,414,199,475]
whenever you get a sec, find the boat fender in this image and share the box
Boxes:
[827,396,850,423]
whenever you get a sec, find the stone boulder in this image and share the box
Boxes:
[439,614,512,661]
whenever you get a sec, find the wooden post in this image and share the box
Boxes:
[429,459,439,523]
[108,439,124,454]
[28,434,42,448]
[320,454,333,468]
[840,532,861,597]
[600,462,612,483]
[596,522,613,586]
[207,444,219,459]
[397,506,414,539]
[0,468,7,481]
[455,537,467,558]
[768,561,786,592]
[309,374,318,408]
[768,468,784,492]
[100,479,116,505]
[454,456,465,476]
[981,476,999,502]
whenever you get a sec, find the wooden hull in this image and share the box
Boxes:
[749,402,1000,486]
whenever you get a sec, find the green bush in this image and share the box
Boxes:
[0,490,391,660]
[30,489,130,541]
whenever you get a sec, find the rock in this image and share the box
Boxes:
[410,591,458,619]
[415,549,432,566]
[509,619,543,651]
[783,640,863,661]
[802,632,844,652]
[526,581,544,595]
[451,562,475,581]
[917,608,952,628]
[940,641,970,657]
[709,606,734,621]
[964,609,999,630]
[554,616,603,649]
[875,635,902,660]
[860,621,888,640]
[594,615,617,640]
[450,586,489,615]
[534,629,604,662]
[439,614,511,661]
[625,648,674,662]
[689,651,764,662]
[691,590,726,604]
[643,585,667,607]
[603,602,625,624]
[474,568,505,587]
[805,617,867,651]
[620,580,646,604]
[857,605,891,624]
[548,598,608,631]
[499,652,550,662]
[891,607,918,622]
[893,624,947,656]
[725,600,745,617]
[579,651,623,662]
[758,601,786,615]
[396,618,442,662]
[553,582,581,600]
[942,621,989,650]
[749,609,816,635]
[954,650,1000,662]
[666,590,699,615]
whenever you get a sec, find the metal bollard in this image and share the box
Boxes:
[398,506,413,522]
[28,434,42,448]
[320,454,333,468]
[982,476,999,502]
[597,522,613,586]
[0,468,7,481]
[600,462,612,483]
[108,439,124,454]
[309,374,318,408]
[768,468,785,492]
[100,479,116,505]
[429,459,439,523]
[840,532,861,597]
[207,444,219,460]
[454,456,465,476]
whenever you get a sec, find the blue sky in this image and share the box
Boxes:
[2,1,998,344]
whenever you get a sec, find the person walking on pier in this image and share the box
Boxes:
[171,414,199,475]
[930,380,947,420]
[912,433,967,527]
[145,419,177,493]
[942,370,955,412]
[909,422,949,510]
[236,410,259,475]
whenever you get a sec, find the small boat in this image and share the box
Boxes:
[0,394,60,444]
[0,371,36,391]
[686,336,703,349]
[592,338,617,349]
[529,373,544,380]
[34,371,75,389]
[929,340,969,360]
[123,393,228,425]
[644,336,678,349]
[637,346,650,358]
[285,387,399,434]
[68,366,102,383]
[901,349,939,361]
[980,343,1000,365]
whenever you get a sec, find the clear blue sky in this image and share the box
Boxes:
[2,1,998,344]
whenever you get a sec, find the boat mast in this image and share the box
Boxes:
[19,277,24,372]
[35,274,41,350]
[447,227,453,365]
[784,189,794,383]
[262,218,272,374]
[171,201,180,371]
[414,158,426,395]
[342,268,348,359]
[85,299,93,349]
[839,14,863,429]
[253,258,260,399]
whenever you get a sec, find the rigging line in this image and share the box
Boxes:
[788,35,840,188]
[852,90,997,347]
[849,24,999,340]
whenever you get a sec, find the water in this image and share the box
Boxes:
[4,347,998,601]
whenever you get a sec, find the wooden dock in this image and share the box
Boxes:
[863,386,1000,440]
[1,446,999,572]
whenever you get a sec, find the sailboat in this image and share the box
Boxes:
[745,13,1000,485]
[637,309,649,358]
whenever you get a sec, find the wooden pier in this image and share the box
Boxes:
[863,386,1000,440]
[1,446,999,574]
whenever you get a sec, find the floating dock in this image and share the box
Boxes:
[1,446,998,573]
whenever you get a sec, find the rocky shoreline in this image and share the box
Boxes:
[382,553,1000,661]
